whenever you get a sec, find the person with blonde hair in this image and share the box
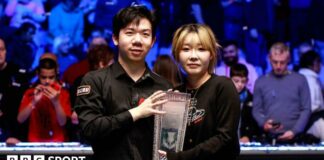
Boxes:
[253,42,311,144]
[160,24,240,160]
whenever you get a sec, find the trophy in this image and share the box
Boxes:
[153,92,191,160]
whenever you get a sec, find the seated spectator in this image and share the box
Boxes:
[230,63,260,143]
[62,36,108,86]
[5,0,46,28]
[153,55,182,87]
[17,58,72,142]
[52,35,78,78]
[0,1,17,40]
[299,51,324,141]
[29,52,59,84]
[68,44,114,142]
[49,0,84,47]
[6,22,37,74]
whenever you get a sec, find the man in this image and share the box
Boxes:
[253,42,311,144]
[74,5,171,160]
[215,40,258,92]
[0,38,29,143]
[299,51,324,141]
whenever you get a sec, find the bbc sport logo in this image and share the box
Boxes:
[7,155,86,160]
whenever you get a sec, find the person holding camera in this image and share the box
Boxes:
[17,58,72,142]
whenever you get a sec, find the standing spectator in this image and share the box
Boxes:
[160,24,240,160]
[74,5,171,160]
[215,40,259,92]
[299,51,324,141]
[222,0,244,45]
[17,58,72,142]
[243,0,274,68]
[230,63,260,143]
[253,42,311,144]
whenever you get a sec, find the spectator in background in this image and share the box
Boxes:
[153,55,181,87]
[292,40,324,89]
[70,44,114,107]
[230,63,260,143]
[5,0,46,28]
[215,40,258,92]
[49,0,84,47]
[67,44,114,142]
[253,42,311,144]
[6,22,37,74]
[299,51,324,141]
[93,0,133,39]
[309,0,324,65]
[0,0,17,40]
[0,38,29,143]
[221,0,244,46]
[17,58,72,142]
[52,35,78,78]
[62,36,108,87]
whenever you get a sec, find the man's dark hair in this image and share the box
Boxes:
[299,51,321,68]
[113,5,156,38]
[17,22,36,36]
[87,44,114,70]
[37,58,58,73]
[230,63,249,78]
[222,40,239,49]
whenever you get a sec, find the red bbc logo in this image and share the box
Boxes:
[7,155,45,160]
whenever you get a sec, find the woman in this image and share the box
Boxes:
[162,24,240,160]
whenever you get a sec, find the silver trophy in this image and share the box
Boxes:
[153,92,191,160]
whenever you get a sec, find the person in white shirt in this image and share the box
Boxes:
[299,50,324,141]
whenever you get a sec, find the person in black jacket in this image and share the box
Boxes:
[74,5,171,160]
[230,63,261,143]
[160,23,240,160]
